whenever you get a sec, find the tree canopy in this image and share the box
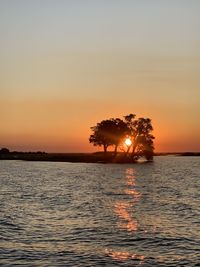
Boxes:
[0,148,10,154]
[89,114,155,162]
[89,118,129,153]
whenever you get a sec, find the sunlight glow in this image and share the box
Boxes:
[125,138,132,146]
[105,249,145,262]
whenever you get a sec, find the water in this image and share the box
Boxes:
[0,157,200,266]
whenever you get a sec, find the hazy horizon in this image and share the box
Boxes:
[1,0,200,153]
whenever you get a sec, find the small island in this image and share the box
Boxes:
[88,113,154,162]
[0,114,154,163]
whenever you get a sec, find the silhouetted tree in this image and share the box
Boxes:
[89,118,129,154]
[0,148,10,154]
[124,114,154,160]
[89,114,155,161]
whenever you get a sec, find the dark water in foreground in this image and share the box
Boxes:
[0,157,200,266]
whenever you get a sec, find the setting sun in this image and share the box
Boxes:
[125,138,132,146]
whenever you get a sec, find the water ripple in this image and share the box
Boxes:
[0,157,200,266]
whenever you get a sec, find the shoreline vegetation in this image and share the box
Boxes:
[0,114,199,163]
[0,150,200,163]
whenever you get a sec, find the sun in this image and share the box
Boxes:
[125,138,132,146]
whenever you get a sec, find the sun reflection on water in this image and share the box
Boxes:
[114,201,138,232]
[106,168,144,263]
[114,168,141,232]
[105,248,145,262]
[124,188,141,199]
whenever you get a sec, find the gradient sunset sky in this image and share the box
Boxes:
[1,0,200,152]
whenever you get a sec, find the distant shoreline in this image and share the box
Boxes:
[0,151,200,163]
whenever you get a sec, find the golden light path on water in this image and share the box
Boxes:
[105,168,145,263]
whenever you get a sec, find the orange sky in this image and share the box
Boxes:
[1,1,200,152]
[1,98,199,152]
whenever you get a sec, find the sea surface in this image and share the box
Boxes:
[0,157,200,266]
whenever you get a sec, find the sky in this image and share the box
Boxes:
[0,0,200,152]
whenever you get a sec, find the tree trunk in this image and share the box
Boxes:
[103,144,107,153]
[131,135,138,159]
[131,144,137,154]
[126,145,131,155]
[114,145,118,155]
[131,141,138,161]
